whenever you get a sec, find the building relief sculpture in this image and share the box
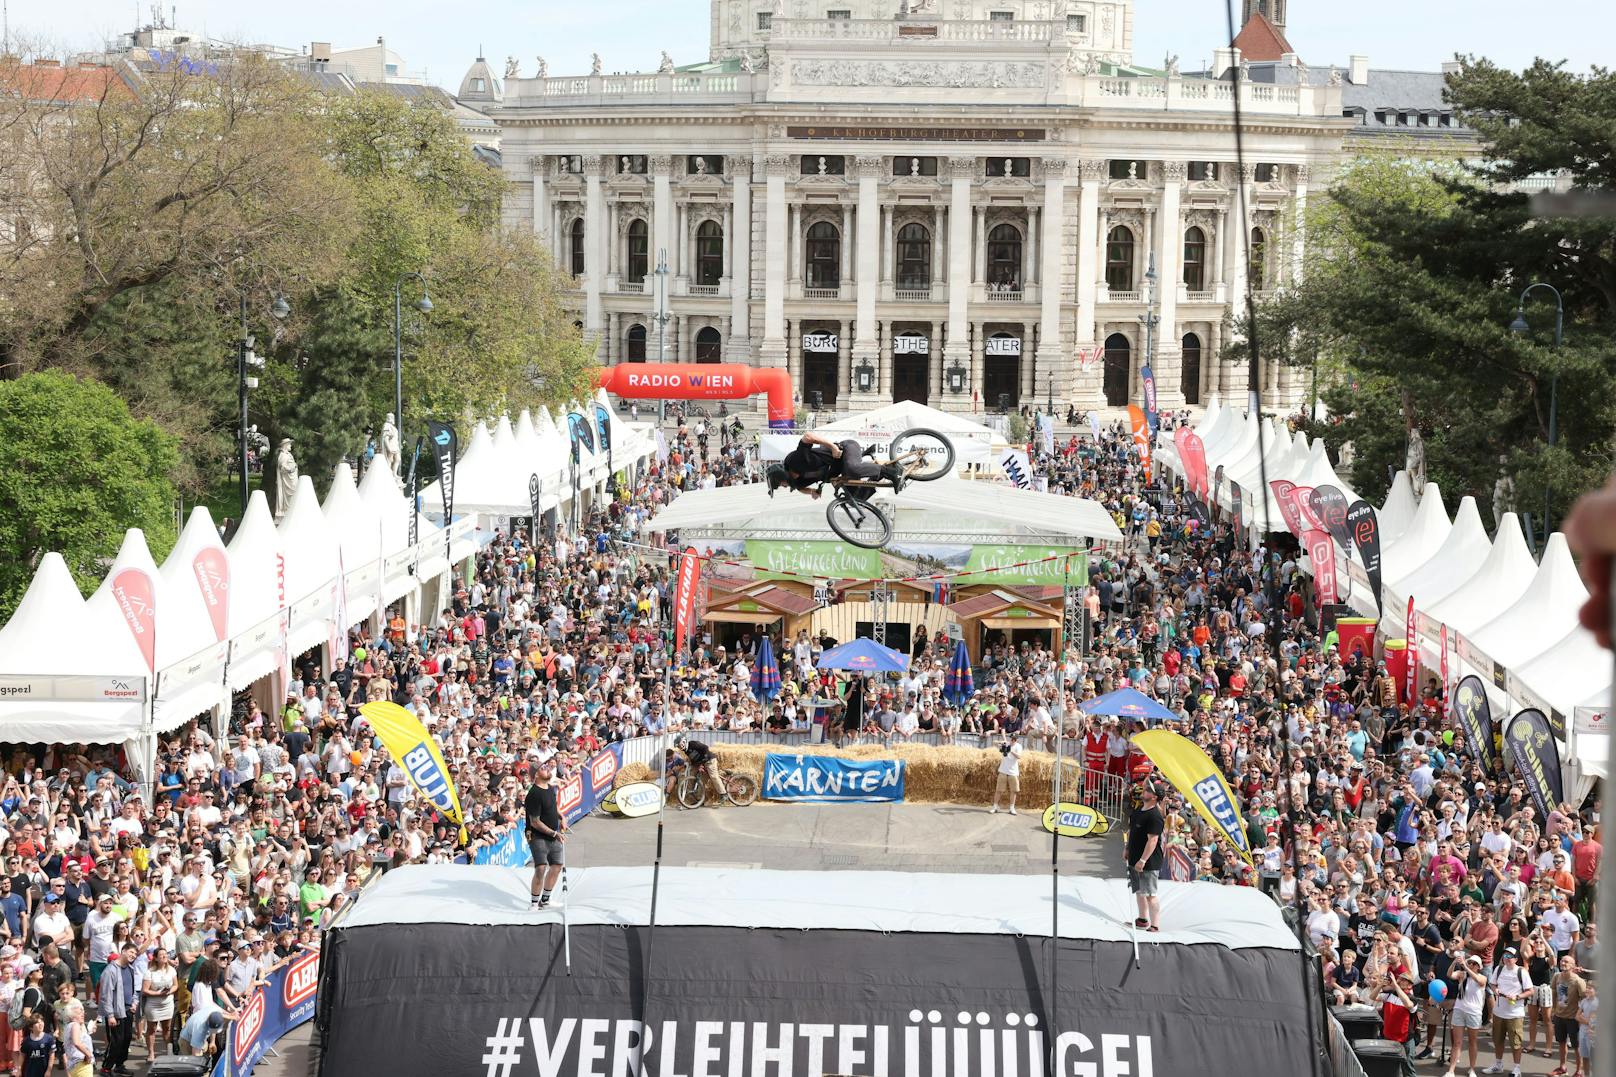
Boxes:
[791,60,1044,88]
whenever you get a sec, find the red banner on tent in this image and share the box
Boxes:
[1439,624,1449,717]
[1303,528,1337,606]
[673,547,702,653]
[192,548,230,643]
[110,568,156,676]
[1292,485,1324,532]
[1404,596,1418,704]
[1270,480,1305,535]
[1126,405,1151,482]
[1183,432,1208,496]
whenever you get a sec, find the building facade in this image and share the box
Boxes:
[495,0,1355,412]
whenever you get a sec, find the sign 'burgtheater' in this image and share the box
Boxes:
[496,0,1353,413]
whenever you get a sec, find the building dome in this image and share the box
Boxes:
[457,53,501,104]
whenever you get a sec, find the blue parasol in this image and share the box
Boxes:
[942,638,974,706]
[816,637,910,673]
[1079,686,1178,724]
[751,635,782,703]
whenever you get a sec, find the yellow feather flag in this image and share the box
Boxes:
[1131,729,1253,866]
[359,700,468,844]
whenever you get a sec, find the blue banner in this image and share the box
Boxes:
[211,949,320,1077]
[471,743,625,865]
[1141,363,1158,438]
[473,825,532,867]
[763,753,905,803]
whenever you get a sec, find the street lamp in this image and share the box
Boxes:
[1508,282,1563,542]
[1138,253,1159,403]
[947,358,966,395]
[652,248,671,420]
[236,291,290,516]
[394,272,433,449]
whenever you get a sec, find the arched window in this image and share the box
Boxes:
[805,222,840,288]
[1103,332,1131,407]
[896,223,931,289]
[1180,332,1202,405]
[1250,226,1267,288]
[626,219,649,284]
[625,323,647,362]
[568,218,586,277]
[1106,226,1135,292]
[695,220,724,287]
[1182,226,1206,292]
[987,224,1022,289]
[695,326,722,363]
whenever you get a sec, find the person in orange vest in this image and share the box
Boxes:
[388,612,406,645]
[1104,718,1130,779]
[1081,716,1109,798]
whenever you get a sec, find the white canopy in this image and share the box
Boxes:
[1463,532,1587,688]
[279,476,343,658]
[1201,405,1248,465]
[1378,470,1418,546]
[1381,496,1490,638]
[1573,688,1609,784]
[1379,483,1450,587]
[359,461,416,609]
[1423,512,1536,643]
[151,508,230,730]
[1509,626,1611,729]
[225,492,286,691]
[321,462,382,627]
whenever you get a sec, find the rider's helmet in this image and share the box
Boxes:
[672,733,688,751]
[765,465,791,496]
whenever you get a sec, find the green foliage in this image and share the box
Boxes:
[0,373,178,618]
[276,295,392,495]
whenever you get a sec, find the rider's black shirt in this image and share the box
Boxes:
[783,438,843,489]
[685,740,715,766]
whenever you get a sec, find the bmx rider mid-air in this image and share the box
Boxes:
[767,432,903,501]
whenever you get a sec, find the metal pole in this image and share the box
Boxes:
[238,292,249,517]
[394,282,404,450]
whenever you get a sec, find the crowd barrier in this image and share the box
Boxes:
[209,948,320,1077]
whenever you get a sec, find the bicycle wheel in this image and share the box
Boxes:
[676,775,708,809]
[889,427,955,481]
[826,495,892,549]
[725,773,759,807]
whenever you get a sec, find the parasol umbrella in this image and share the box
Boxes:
[942,638,975,706]
[750,635,782,703]
[1079,686,1178,724]
[816,637,910,674]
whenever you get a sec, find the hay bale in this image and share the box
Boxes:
[613,761,653,788]
[713,741,1079,809]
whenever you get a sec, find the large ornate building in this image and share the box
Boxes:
[494,0,1361,412]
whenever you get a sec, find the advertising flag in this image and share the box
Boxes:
[1183,432,1208,496]
[425,420,458,526]
[1439,625,1449,718]
[1038,413,1054,456]
[1503,708,1564,819]
[567,411,595,456]
[1000,448,1034,490]
[274,553,291,697]
[1132,729,1252,865]
[1173,427,1191,478]
[1404,596,1418,703]
[673,547,702,654]
[1213,464,1225,507]
[191,548,230,643]
[1087,411,1102,444]
[1308,485,1353,552]
[1126,405,1151,482]
[1291,485,1322,531]
[594,401,614,478]
[1231,482,1243,529]
[528,473,542,547]
[331,553,349,665]
[359,701,469,843]
[1141,364,1158,438]
[110,567,157,676]
[1344,500,1383,613]
[1303,529,1337,606]
[1452,675,1495,773]
[1270,479,1305,535]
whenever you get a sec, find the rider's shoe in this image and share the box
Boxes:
[885,464,905,495]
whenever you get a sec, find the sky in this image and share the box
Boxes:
[12,0,1611,89]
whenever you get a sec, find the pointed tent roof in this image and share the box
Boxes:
[224,492,285,690]
[1378,470,1418,546]
[358,461,418,607]
[158,506,232,657]
[279,476,344,656]
[322,461,383,574]
[1379,482,1450,585]
[1424,512,1536,639]
[1465,532,1587,679]
[79,529,166,678]
[1381,496,1489,635]
[1231,11,1293,62]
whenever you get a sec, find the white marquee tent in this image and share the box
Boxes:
[1380,496,1490,641]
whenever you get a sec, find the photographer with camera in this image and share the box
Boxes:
[990,731,1023,816]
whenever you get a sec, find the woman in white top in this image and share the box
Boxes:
[141,946,177,1060]
[1444,953,1489,1077]
[60,999,93,1077]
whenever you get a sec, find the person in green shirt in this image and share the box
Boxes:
[298,877,330,921]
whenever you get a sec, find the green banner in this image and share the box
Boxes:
[745,540,883,581]
[953,545,1088,587]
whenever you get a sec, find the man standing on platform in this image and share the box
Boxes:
[1127,783,1165,932]
[524,761,567,911]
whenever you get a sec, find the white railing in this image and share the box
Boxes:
[1105,290,1141,303]
[894,287,932,301]
[688,283,720,296]
[615,279,646,294]
[771,17,1052,41]
[804,286,842,300]
[985,289,1023,302]
[1185,290,1216,303]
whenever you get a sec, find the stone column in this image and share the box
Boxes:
[1285,165,1310,411]
[1154,162,1185,407]
[1073,159,1104,408]
[973,205,987,283]
[840,203,853,289]
[786,318,801,391]
[945,157,973,402]
[1231,164,1255,327]
[583,155,605,331]
[837,319,852,406]
[529,156,550,240]
[1027,205,1040,287]
[931,320,945,400]
[760,155,789,367]
[970,322,985,409]
[651,155,673,281]
[877,320,892,399]
[932,204,945,289]
[729,162,752,361]
[551,203,562,264]
[606,199,620,278]
[1035,158,1067,405]
[673,202,688,282]
[1023,321,1038,404]
[790,204,803,287]
[852,155,882,400]
[881,205,894,285]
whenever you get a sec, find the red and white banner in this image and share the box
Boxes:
[109,568,157,676]
[1270,479,1305,535]
[192,548,230,643]
[276,553,292,694]
[1126,405,1151,483]
[1439,624,1449,717]
[1303,529,1337,606]
[1183,432,1208,496]
[673,547,702,654]
[1292,485,1324,532]
[1404,596,1418,704]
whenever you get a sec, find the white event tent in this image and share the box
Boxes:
[1380,496,1489,642]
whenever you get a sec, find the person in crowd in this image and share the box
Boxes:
[990,731,1023,816]
[1126,783,1164,933]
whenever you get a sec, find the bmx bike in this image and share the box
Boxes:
[676,766,761,809]
[821,427,956,549]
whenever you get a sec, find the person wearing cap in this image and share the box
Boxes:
[1486,947,1533,1075]
[1374,968,1418,1077]
[1125,783,1165,932]
[523,759,567,910]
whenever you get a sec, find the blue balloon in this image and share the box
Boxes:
[1427,980,1448,1003]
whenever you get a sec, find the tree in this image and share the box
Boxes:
[0,372,178,618]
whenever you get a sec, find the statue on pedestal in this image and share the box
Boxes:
[1406,426,1427,493]
[379,412,401,478]
[274,439,299,518]
[590,53,603,76]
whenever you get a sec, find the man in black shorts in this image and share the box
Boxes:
[1126,782,1165,931]
[524,760,567,909]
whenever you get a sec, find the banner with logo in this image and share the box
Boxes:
[1270,480,1305,535]
[473,825,532,868]
[426,420,458,525]
[191,548,230,643]
[673,547,702,653]
[1038,413,1054,457]
[1131,729,1252,865]
[1000,448,1034,489]
[763,753,905,803]
[1345,499,1383,613]
[1126,405,1151,482]
[1184,432,1208,497]
[1141,364,1158,438]
[566,411,596,456]
[555,742,625,825]
[359,701,468,843]
[1403,596,1418,703]
[1439,625,1449,718]
[528,473,542,546]
[1173,427,1191,482]
[1308,485,1353,553]
[1504,708,1564,819]
[274,554,291,695]
[1087,411,1102,443]
[1452,675,1496,774]
[1213,464,1225,510]
[1336,617,1377,661]
[1230,482,1243,530]
[109,567,157,676]
[1290,485,1322,532]
[209,949,319,1077]
[1303,529,1337,606]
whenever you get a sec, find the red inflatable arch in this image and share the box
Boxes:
[595,364,795,429]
